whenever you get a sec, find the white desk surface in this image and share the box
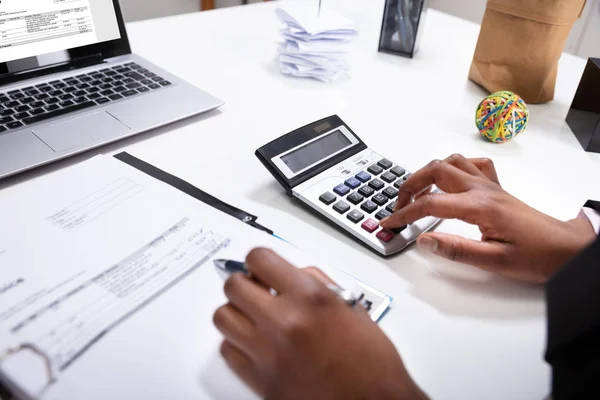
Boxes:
[3,0,600,399]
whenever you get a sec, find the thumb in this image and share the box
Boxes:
[417,232,508,270]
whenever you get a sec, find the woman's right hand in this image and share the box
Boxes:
[380,154,596,284]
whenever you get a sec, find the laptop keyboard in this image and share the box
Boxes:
[0,62,172,134]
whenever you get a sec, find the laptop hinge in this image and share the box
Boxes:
[0,54,106,87]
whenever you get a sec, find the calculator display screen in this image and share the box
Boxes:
[281,130,352,173]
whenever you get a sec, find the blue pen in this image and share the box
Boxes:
[213,259,365,308]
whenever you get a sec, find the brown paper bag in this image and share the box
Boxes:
[469,0,586,104]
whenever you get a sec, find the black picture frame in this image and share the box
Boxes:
[378,0,428,58]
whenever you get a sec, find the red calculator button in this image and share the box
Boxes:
[361,218,379,233]
[376,228,395,243]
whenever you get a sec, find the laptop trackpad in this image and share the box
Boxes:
[33,112,130,153]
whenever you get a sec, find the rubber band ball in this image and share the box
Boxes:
[475,91,529,143]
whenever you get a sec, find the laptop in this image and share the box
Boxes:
[0,0,224,180]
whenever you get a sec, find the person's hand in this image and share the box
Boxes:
[213,248,428,400]
[380,154,597,284]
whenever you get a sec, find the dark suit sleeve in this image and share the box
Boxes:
[545,236,600,399]
[584,200,600,213]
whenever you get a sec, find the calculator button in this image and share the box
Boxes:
[347,210,365,224]
[391,166,406,177]
[383,187,399,199]
[358,185,375,197]
[319,192,337,205]
[361,219,379,233]
[333,184,351,196]
[360,201,378,214]
[367,164,383,175]
[344,177,361,189]
[368,179,384,191]
[333,201,351,214]
[386,201,397,214]
[391,225,408,234]
[372,194,388,206]
[375,209,392,220]
[381,172,396,183]
[347,192,364,205]
[376,229,395,243]
[393,179,404,189]
[377,159,393,169]
[355,171,371,183]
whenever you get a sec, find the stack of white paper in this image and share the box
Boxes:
[275,7,357,82]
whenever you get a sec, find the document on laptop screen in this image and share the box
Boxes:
[0,0,121,63]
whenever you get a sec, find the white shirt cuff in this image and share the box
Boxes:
[579,207,600,235]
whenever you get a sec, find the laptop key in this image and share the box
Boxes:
[0,117,13,124]
[122,90,137,97]
[141,79,153,85]
[96,98,110,104]
[87,87,100,93]
[0,109,14,116]
[113,86,126,93]
[109,94,123,100]
[80,76,93,82]
[99,84,112,90]
[35,93,50,100]
[101,89,114,96]
[74,90,87,97]
[5,101,19,108]
[15,105,29,112]
[23,101,96,125]
[144,72,157,78]
[76,83,90,89]
[130,64,142,69]
[45,104,60,111]
[0,126,6,134]
[59,100,75,107]
[30,108,45,115]
[7,121,23,129]
[53,82,67,89]
[159,81,171,86]
[152,76,164,82]
[125,82,142,89]
[90,80,103,86]
[10,93,25,100]
[63,87,77,93]
[7,89,20,95]
[14,112,29,120]
[49,90,63,96]
[74,97,88,104]
[0,96,9,102]
[30,101,45,108]
[20,97,35,104]
[125,72,145,80]
[39,86,53,93]
[24,89,39,96]
[138,87,150,93]
[88,93,101,100]
[46,98,60,104]
[149,84,161,89]
[122,78,135,84]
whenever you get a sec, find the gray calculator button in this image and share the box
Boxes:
[367,164,383,175]
[377,159,393,169]
[393,179,404,189]
[391,166,406,177]
[386,201,397,214]
[347,210,365,223]
[368,179,384,191]
[372,194,388,206]
[319,192,337,205]
[361,201,378,214]
[333,201,351,214]
[402,173,412,181]
[347,192,364,205]
[383,187,399,198]
[381,172,396,183]
[375,209,392,220]
[358,185,375,197]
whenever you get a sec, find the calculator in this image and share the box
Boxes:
[256,115,441,256]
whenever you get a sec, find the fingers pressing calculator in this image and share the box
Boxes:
[256,115,440,256]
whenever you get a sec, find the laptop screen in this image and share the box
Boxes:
[0,0,122,64]
[0,0,129,83]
